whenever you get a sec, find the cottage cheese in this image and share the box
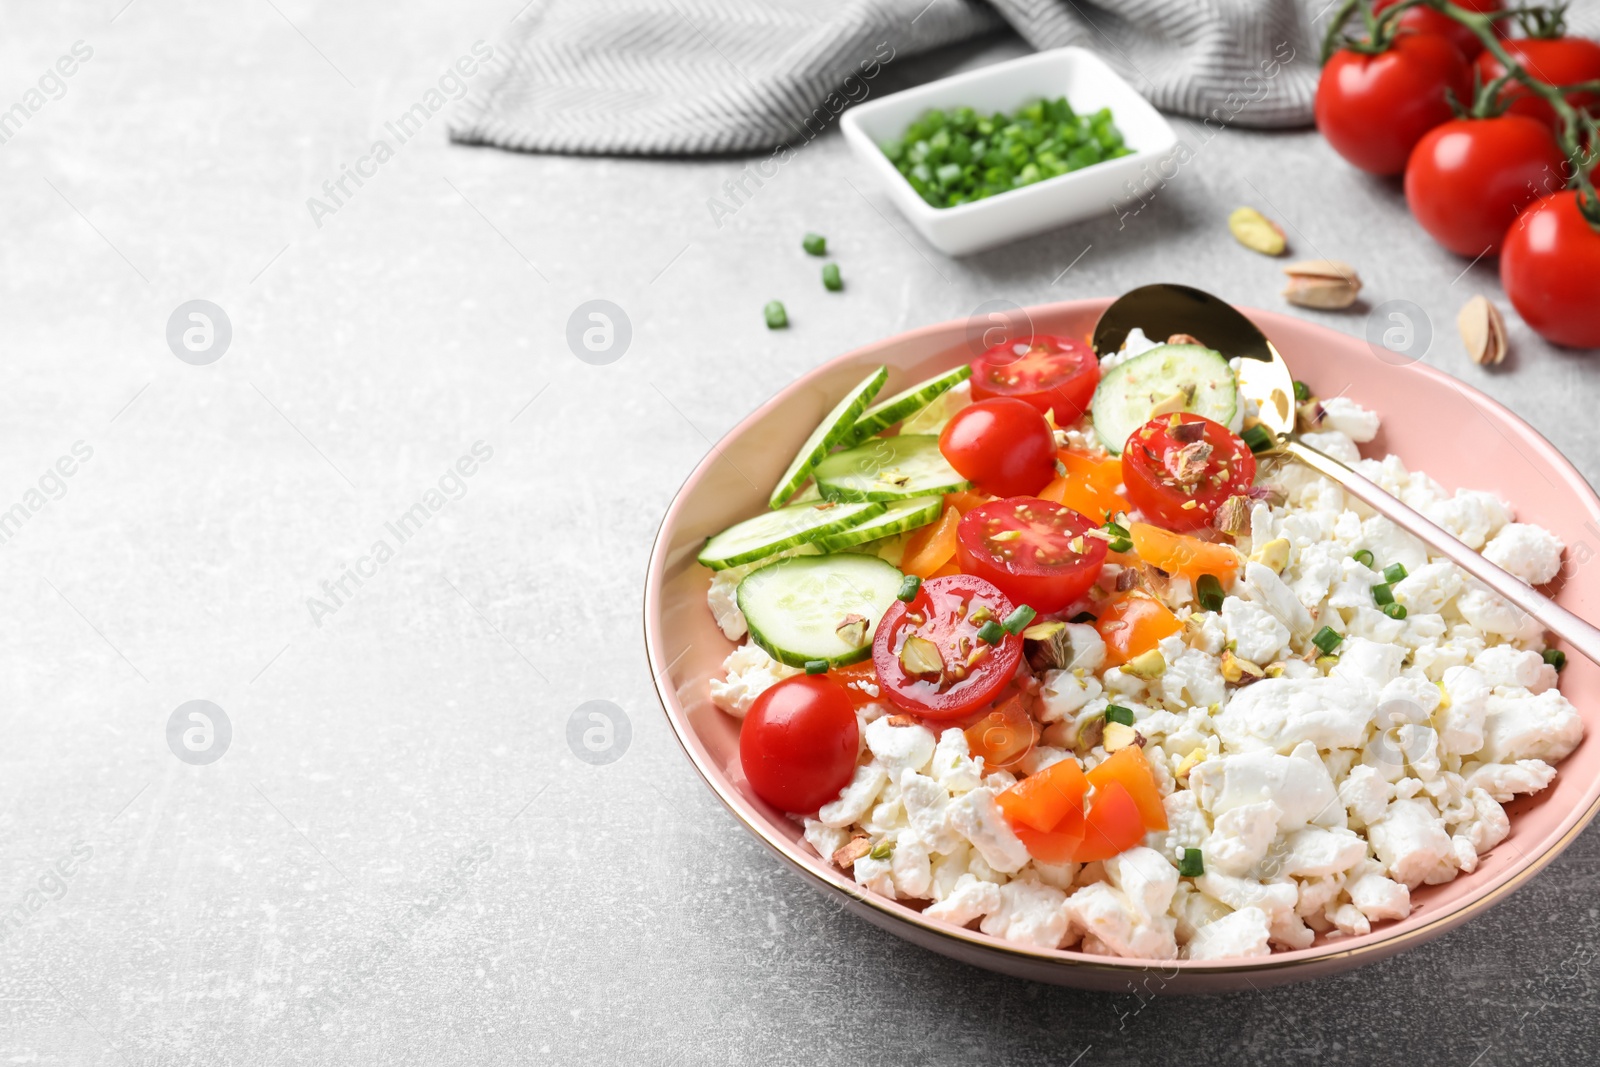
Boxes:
[707,396,1577,960]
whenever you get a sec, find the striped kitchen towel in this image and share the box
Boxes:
[449,0,1381,155]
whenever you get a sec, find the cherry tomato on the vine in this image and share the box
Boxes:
[938,397,1057,498]
[1316,34,1473,175]
[1404,114,1568,256]
[1121,414,1257,532]
[955,497,1107,614]
[1476,36,1600,131]
[1501,190,1600,349]
[969,335,1101,423]
[1373,0,1504,61]
[739,675,859,814]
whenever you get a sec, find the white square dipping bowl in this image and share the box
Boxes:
[841,47,1178,257]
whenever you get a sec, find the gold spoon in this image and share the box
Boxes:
[1093,282,1597,660]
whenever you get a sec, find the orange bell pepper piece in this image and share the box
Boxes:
[964,695,1036,770]
[1011,805,1085,865]
[1094,593,1182,668]
[1086,746,1167,832]
[997,756,1089,833]
[826,660,882,708]
[901,504,961,578]
[1069,781,1147,862]
[1128,522,1241,584]
[944,489,996,515]
[1038,449,1129,523]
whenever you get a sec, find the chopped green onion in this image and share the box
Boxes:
[1351,549,1375,568]
[1103,519,1133,553]
[976,620,1006,645]
[1544,648,1567,671]
[763,300,788,329]
[868,840,893,860]
[1177,848,1205,878]
[1312,626,1343,655]
[896,574,922,602]
[1104,704,1135,727]
[804,659,828,675]
[1241,424,1275,453]
[821,263,842,292]
[1196,574,1224,613]
[1372,583,1394,606]
[802,232,827,256]
[1382,602,1407,620]
[1070,611,1097,624]
[1293,380,1311,403]
[1383,562,1408,583]
[1002,605,1037,636]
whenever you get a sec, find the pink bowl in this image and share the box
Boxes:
[643,298,1600,991]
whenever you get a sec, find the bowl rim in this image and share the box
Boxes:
[838,46,1178,224]
[643,298,1600,976]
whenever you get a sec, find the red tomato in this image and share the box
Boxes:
[955,498,1107,613]
[872,574,1023,720]
[1316,35,1473,175]
[739,676,860,814]
[1501,191,1600,349]
[939,398,1056,498]
[1477,36,1600,130]
[969,335,1101,422]
[1373,0,1503,60]
[1070,781,1146,862]
[1120,414,1257,532]
[1404,115,1568,256]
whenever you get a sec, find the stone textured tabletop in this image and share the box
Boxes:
[2,3,1597,1065]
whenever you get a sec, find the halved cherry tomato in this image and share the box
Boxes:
[901,504,961,578]
[938,398,1057,498]
[1086,746,1167,831]
[739,676,859,814]
[964,694,1036,770]
[1128,522,1241,584]
[1121,414,1256,532]
[1038,449,1129,523]
[969,335,1102,423]
[1012,806,1086,865]
[997,756,1089,832]
[872,574,1023,720]
[1094,593,1182,668]
[1070,780,1146,862]
[955,498,1107,614]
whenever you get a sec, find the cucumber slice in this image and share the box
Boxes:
[847,365,972,444]
[1090,344,1238,455]
[697,500,887,571]
[812,496,943,552]
[737,553,904,667]
[813,435,972,502]
[768,366,889,508]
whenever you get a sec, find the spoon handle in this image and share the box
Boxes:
[1284,438,1600,666]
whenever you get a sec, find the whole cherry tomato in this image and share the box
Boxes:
[1373,0,1504,61]
[1120,414,1257,532]
[1316,34,1473,175]
[955,497,1107,613]
[938,397,1056,498]
[872,574,1023,720]
[969,335,1101,423]
[1404,114,1568,256]
[1477,36,1600,131]
[1500,190,1600,349]
[739,675,860,814]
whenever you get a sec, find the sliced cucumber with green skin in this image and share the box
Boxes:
[1091,344,1239,455]
[846,365,972,444]
[811,496,943,552]
[768,366,889,508]
[697,500,887,570]
[736,553,904,667]
[813,434,972,502]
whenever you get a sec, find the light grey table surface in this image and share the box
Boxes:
[3,3,1598,1065]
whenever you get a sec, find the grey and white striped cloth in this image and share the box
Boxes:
[447,0,1427,155]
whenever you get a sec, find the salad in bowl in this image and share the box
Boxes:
[692,326,1578,962]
